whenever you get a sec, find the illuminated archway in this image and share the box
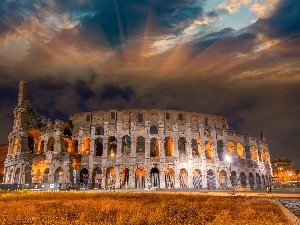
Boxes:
[193,169,202,188]
[150,168,160,188]
[106,167,116,188]
[205,140,214,159]
[179,168,188,188]
[240,172,247,187]
[219,170,227,189]
[237,143,244,158]
[227,141,234,155]
[120,168,129,188]
[164,136,174,156]
[165,168,175,188]
[54,167,63,184]
[107,136,117,157]
[135,168,146,188]
[82,137,90,154]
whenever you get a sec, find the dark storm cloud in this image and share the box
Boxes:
[101,84,135,102]
[255,0,300,38]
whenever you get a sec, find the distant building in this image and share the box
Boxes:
[0,144,8,183]
[271,156,298,184]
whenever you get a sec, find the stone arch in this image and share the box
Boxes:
[95,126,104,135]
[179,168,188,188]
[82,137,90,154]
[256,173,261,188]
[107,136,117,157]
[217,140,224,161]
[261,174,265,188]
[193,169,202,188]
[14,168,21,184]
[136,136,145,153]
[178,137,186,155]
[28,134,35,153]
[92,167,102,189]
[43,168,50,183]
[248,172,255,189]
[251,146,258,160]
[121,135,131,153]
[32,169,43,184]
[28,129,39,153]
[150,168,160,188]
[207,170,216,189]
[237,143,244,158]
[106,167,116,188]
[120,168,129,188]
[165,168,175,188]
[245,146,251,159]
[12,138,19,154]
[95,138,103,156]
[164,136,174,156]
[191,137,201,156]
[63,137,73,152]
[150,125,158,134]
[80,168,89,187]
[64,127,72,136]
[219,170,228,189]
[150,137,160,157]
[240,172,247,187]
[39,140,45,154]
[230,171,238,187]
[261,149,269,163]
[227,141,234,155]
[135,168,146,188]
[54,167,63,184]
[205,140,214,159]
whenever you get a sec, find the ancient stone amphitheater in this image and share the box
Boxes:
[3,81,272,190]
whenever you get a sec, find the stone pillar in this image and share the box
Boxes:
[129,165,135,188]
[188,168,193,188]
[175,168,180,188]
[115,166,120,188]
[130,135,136,158]
[101,166,106,189]
[116,139,122,164]
[159,167,165,189]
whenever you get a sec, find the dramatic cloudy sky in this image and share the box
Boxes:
[0,0,299,167]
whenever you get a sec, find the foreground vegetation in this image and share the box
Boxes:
[0,190,289,225]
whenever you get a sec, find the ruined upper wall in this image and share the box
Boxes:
[69,109,229,135]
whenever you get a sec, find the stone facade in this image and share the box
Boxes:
[3,81,273,189]
[0,144,8,183]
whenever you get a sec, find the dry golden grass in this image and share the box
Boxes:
[0,190,290,225]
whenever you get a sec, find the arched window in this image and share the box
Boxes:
[150,126,158,134]
[205,140,214,159]
[164,136,174,156]
[191,138,201,156]
[95,138,103,156]
[178,137,186,155]
[82,137,90,154]
[136,136,145,153]
[95,126,104,135]
[227,141,234,155]
[217,140,224,161]
[122,135,131,153]
[150,137,160,157]
[64,128,72,136]
[107,136,117,157]
[237,143,244,158]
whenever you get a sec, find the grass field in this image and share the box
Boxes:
[0,190,290,225]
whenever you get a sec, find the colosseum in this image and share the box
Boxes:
[3,81,273,190]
